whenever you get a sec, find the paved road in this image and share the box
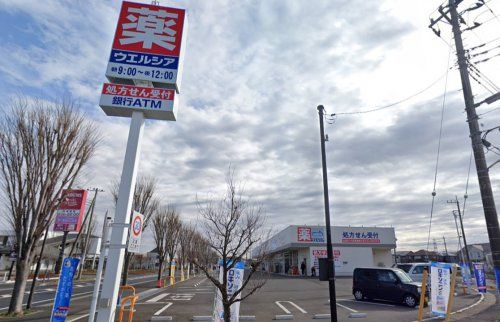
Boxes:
[0,273,159,321]
[0,274,489,321]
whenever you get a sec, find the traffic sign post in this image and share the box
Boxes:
[128,212,144,253]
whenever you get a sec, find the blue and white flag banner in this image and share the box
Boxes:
[473,262,487,294]
[430,262,452,317]
[50,257,80,322]
[460,263,472,287]
[213,260,245,322]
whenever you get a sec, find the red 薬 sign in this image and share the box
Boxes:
[297,227,312,242]
[53,190,88,232]
[112,1,186,56]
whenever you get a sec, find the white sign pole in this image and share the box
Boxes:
[96,111,145,322]
[89,217,111,322]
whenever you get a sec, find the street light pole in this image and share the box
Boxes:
[317,105,338,322]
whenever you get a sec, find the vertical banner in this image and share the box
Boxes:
[54,190,88,232]
[127,211,144,253]
[473,262,487,293]
[213,261,245,322]
[51,257,80,322]
[495,268,500,296]
[430,262,452,317]
[460,263,472,288]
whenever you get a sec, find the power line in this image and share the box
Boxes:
[478,105,500,116]
[333,72,448,116]
[427,43,453,253]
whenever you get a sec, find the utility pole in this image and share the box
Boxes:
[317,105,338,322]
[54,231,69,275]
[448,197,472,268]
[429,0,500,295]
[77,187,103,280]
[443,236,449,257]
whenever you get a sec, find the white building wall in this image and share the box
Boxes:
[372,248,393,267]
[309,246,375,276]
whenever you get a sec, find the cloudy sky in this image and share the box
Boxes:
[0,0,500,252]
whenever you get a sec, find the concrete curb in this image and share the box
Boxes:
[450,292,496,322]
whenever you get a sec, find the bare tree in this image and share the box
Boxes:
[178,223,196,280]
[151,206,181,284]
[110,175,160,285]
[188,232,218,275]
[194,168,269,322]
[0,98,99,315]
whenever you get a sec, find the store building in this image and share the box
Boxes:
[255,225,397,276]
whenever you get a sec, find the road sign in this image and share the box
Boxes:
[105,1,188,92]
[54,190,88,232]
[128,212,144,253]
[51,257,80,322]
[99,83,178,121]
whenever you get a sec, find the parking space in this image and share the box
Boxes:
[130,275,484,322]
[133,276,215,321]
[0,274,487,321]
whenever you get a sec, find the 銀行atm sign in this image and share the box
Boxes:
[106,1,187,92]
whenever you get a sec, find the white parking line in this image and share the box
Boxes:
[275,301,291,314]
[336,302,358,313]
[67,313,90,321]
[154,302,173,316]
[275,301,307,314]
[340,299,396,307]
[147,293,170,303]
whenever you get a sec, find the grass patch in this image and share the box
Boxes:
[0,309,41,318]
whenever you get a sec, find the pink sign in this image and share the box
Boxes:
[53,190,88,232]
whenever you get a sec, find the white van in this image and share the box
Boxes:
[395,263,429,282]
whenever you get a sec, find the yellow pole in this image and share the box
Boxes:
[417,269,428,322]
[445,266,458,322]
[170,261,176,286]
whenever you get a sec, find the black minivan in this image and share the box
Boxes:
[352,267,423,307]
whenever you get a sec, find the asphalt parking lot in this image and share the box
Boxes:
[131,274,485,322]
[0,273,490,321]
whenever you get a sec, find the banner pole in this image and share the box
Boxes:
[445,266,458,322]
[417,269,428,322]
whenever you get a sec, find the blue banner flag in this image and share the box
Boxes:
[51,257,80,322]
[460,263,472,287]
[495,268,500,296]
[472,262,487,294]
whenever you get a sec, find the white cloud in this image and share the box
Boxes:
[0,0,499,253]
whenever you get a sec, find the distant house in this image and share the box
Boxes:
[395,251,413,263]
[458,243,491,268]
[395,249,458,263]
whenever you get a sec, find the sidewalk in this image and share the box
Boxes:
[453,292,499,322]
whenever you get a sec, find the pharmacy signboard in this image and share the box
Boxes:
[54,190,88,232]
[99,83,177,120]
[105,1,187,92]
